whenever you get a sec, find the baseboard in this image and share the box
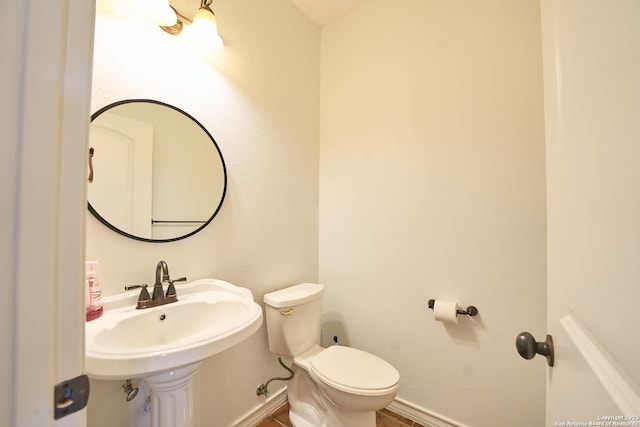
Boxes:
[231,388,288,427]
[387,397,468,427]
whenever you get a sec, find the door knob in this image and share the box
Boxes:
[515,332,554,367]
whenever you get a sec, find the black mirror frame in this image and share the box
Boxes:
[87,99,227,243]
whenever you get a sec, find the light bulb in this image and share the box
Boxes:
[190,6,224,50]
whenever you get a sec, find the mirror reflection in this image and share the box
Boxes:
[88,99,226,242]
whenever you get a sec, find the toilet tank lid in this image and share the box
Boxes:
[264,283,324,308]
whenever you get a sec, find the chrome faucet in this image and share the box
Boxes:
[124,261,187,309]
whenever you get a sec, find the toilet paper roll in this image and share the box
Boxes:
[433,300,459,325]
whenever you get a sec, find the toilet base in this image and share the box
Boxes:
[290,410,322,427]
[325,407,376,427]
[288,365,326,426]
[287,364,386,427]
[289,404,377,427]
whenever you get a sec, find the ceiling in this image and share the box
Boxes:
[288,0,371,27]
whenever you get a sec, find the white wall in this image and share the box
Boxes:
[319,1,547,426]
[87,0,319,425]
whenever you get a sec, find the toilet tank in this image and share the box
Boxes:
[263,283,324,357]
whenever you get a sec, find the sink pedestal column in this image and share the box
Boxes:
[144,363,202,427]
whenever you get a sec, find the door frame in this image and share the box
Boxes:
[1,0,95,425]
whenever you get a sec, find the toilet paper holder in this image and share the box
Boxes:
[427,299,479,316]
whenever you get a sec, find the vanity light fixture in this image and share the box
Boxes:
[159,0,223,49]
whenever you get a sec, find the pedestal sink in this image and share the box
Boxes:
[85,278,263,427]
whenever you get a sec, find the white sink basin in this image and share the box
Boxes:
[86,278,263,380]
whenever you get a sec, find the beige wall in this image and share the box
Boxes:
[87,0,319,425]
[319,1,547,425]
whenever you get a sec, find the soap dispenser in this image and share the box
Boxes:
[86,261,103,321]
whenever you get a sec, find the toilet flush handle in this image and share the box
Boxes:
[280,308,294,316]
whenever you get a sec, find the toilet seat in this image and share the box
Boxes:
[309,346,399,397]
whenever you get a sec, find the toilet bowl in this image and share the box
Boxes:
[263,283,400,427]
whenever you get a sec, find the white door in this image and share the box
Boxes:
[1,1,95,426]
[89,113,154,237]
[541,0,640,424]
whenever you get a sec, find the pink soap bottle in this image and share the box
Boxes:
[86,261,103,321]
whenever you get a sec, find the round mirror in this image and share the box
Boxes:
[88,99,227,242]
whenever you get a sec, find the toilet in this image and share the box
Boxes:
[263,283,400,427]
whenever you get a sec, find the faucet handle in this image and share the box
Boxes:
[138,285,151,303]
[134,285,152,309]
[125,284,151,306]
[165,277,187,299]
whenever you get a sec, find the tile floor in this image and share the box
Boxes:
[255,402,425,427]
